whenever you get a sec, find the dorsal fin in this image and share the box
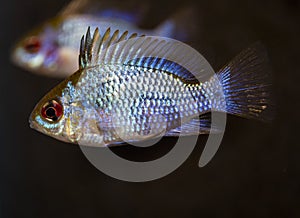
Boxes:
[59,0,90,16]
[79,27,215,82]
[58,0,147,24]
[79,27,141,69]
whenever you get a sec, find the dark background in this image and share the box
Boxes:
[0,0,298,217]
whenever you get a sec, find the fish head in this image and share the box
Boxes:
[29,74,86,143]
[29,81,68,143]
[11,18,76,78]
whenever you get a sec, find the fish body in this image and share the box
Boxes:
[29,28,271,147]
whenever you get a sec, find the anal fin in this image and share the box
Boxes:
[165,113,224,137]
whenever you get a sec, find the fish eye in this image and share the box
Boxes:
[41,99,63,122]
[23,37,41,54]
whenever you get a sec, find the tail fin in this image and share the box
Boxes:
[217,42,274,121]
[154,6,199,43]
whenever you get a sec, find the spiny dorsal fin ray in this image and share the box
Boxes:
[85,26,92,63]
[79,27,215,82]
[79,27,141,69]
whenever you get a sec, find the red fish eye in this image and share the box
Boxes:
[41,100,63,122]
[24,37,41,54]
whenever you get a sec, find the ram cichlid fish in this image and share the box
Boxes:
[11,0,196,78]
[29,27,272,147]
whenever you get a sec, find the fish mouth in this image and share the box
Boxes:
[29,119,41,132]
[28,110,36,129]
[10,47,23,68]
[28,115,73,144]
[28,113,44,134]
[29,120,35,129]
[11,46,44,71]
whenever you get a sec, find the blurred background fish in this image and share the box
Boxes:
[11,0,198,78]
